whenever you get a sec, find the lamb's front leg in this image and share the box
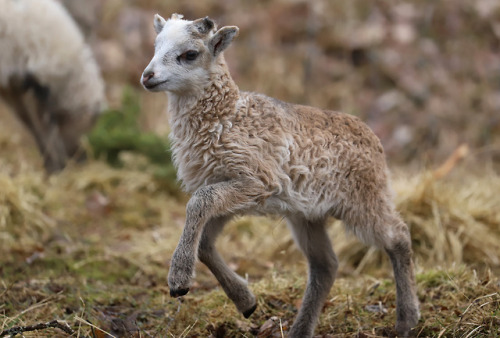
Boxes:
[168,180,259,297]
[198,216,257,317]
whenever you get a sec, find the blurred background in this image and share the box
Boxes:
[1,0,499,336]
[72,0,500,165]
[2,0,499,169]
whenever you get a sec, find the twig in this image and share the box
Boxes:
[0,320,75,337]
[436,327,447,338]
[462,325,484,338]
[179,319,197,338]
[433,143,469,179]
[77,297,86,338]
[3,294,57,327]
[74,316,116,338]
[459,292,498,321]
[279,318,284,338]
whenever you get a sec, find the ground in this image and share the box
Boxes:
[1,0,500,336]
[0,119,499,336]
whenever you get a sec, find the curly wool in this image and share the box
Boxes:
[145,16,419,337]
[167,59,394,231]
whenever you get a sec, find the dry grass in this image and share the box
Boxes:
[1,0,500,334]
[0,120,499,336]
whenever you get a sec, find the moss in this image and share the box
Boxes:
[87,87,179,194]
[89,88,159,164]
[416,268,461,288]
[71,258,139,284]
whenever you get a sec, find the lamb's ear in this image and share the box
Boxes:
[208,26,239,57]
[154,14,167,34]
[193,17,216,35]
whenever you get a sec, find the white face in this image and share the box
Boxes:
[142,18,208,94]
[141,14,239,95]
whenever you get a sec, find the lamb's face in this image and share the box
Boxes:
[141,14,238,95]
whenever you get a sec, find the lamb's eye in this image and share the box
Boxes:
[182,50,199,61]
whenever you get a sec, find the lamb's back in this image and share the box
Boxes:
[223,92,390,216]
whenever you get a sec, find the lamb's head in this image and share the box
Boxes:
[141,13,239,95]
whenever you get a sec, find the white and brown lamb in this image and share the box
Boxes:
[0,0,105,172]
[141,13,420,338]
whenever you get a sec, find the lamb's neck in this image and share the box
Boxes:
[167,65,240,129]
[166,64,241,192]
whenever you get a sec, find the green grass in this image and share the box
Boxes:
[87,88,179,196]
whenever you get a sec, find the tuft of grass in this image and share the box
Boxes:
[87,87,179,195]
[0,171,56,254]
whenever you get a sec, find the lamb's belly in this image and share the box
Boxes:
[256,187,342,219]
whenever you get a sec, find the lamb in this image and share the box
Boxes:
[0,0,105,173]
[141,13,420,337]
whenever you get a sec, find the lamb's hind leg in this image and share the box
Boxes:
[198,216,257,317]
[286,216,338,338]
[347,209,420,337]
[383,215,420,336]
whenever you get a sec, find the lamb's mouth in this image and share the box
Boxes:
[145,79,169,90]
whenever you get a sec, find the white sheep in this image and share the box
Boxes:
[141,14,420,337]
[0,0,105,172]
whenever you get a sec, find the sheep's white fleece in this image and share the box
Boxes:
[0,0,105,116]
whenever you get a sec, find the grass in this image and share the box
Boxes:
[87,88,179,196]
[1,260,498,336]
[1,0,500,334]
[0,89,499,336]
[0,148,499,336]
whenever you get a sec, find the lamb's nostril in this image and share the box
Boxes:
[142,71,155,84]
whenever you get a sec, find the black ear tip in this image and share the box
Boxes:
[204,17,215,30]
[194,16,216,34]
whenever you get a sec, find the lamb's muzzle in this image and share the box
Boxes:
[142,12,420,338]
[141,70,155,86]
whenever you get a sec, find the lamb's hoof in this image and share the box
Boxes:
[396,319,418,337]
[170,288,189,297]
[396,305,420,336]
[243,303,257,318]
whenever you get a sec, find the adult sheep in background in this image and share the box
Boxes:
[142,14,419,338]
[0,0,105,173]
